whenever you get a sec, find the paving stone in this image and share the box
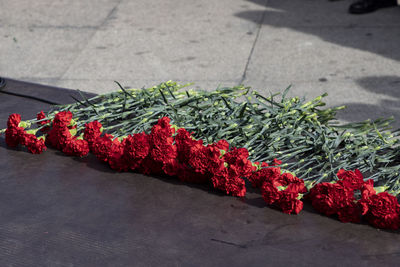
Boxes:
[0,0,120,27]
[0,27,96,79]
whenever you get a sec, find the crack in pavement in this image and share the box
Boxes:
[239,0,269,85]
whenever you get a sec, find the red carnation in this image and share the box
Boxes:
[226,175,246,197]
[63,139,89,157]
[211,167,229,191]
[151,142,177,164]
[7,113,21,128]
[123,132,151,170]
[337,169,364,191]
[84,121,103,148]
[53,111,73,128]
[248,167,281,188]
[205,146,225,175]
[282,173,307,194]
[309,182,354,216]
[108,138,129,172]
[261,181,281,205]
[187,144,208,174]
[210,139,229,151]
[162,159,180,177]
[223,147,255,178]
[46,126,72,150]
[223,147,249,165]
[21,133,47,154]
[5,126,24,147]
[92,134,114,162]
[277,191,303,214]
[188,144,223,175]
[157,117,175,135]
[27,138,46,154]
[364,192,400,230]
[358,180,376,215]
[175,128,203,164]
[149,119,177,165]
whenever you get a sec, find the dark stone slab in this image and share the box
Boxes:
[0,78,399,267]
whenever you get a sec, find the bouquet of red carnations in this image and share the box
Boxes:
[2,81,400,230]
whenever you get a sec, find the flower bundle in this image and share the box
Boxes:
[2,80,400,230]
[5,113,46,154]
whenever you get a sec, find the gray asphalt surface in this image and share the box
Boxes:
[1,0,399,125]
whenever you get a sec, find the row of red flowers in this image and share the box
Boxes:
[4,111,400,230]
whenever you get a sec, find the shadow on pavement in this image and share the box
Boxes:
[235,0,400,62]
[337,75,400,128]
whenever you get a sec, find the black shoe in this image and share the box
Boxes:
[349,0,396,14]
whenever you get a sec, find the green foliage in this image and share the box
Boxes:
[21,81,400,195]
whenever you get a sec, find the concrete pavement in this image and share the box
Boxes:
[1,0,400,125]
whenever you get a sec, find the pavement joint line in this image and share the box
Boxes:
[239,0,269,86]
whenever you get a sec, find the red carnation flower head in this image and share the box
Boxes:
[123,132,151,170]
[187,143,209,174]
[84,121,103,147]
[21,133,47,154]
[281,173,307,194]
[225,174,246,197]
[62,138,89,157]
[108,138,129,172]
[261,181,281,205]
[309,182,354,216]
[153,117,175,137]
[151,142,177,165]
[248,169,264,188]
[365,192,400,230]
[249,166,281,188]
[223,147,255,178]
[358,181,377,216]
[211,167,229,191]
[337,169,364,191]
[20,132,35,147]
[277,191,303,214]
[205,145,226,175]
[175,128,202,164]
[162,159,181,177]
[5,126,24,147]
[7,113,21,128]
[223,147,249,165]
[210,139,230,152]
[46,126,73,150]
[361,179,376,199]
[29,136,46,154]
[158,116,173,130]
[92,134,114,162]
[234,157,256,178]
[53,111,73,128]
